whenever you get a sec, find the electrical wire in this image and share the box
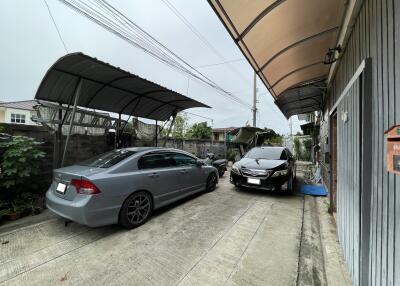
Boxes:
[161,0,252,87]
[44,0,68,52]
[195,58,244,68]
[57,0,251,108]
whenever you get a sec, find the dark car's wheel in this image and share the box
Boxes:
[119,191,152,229]
[218,169,225,177]
[206,173,218,192]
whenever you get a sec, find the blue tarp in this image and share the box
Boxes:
[299,184,327,196]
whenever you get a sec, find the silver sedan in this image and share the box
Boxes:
[46,147,219,228]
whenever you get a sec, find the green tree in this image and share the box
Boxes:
[302,138,312,161]
[161,113,188,139]
[186,122,212,139]
[293,137,301,159]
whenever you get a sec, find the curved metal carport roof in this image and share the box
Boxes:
[208,0,347,117]
[35,53,209,121]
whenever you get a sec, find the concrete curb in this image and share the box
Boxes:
[297,196,352,286]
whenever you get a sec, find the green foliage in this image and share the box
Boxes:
[161,113,189,139]
[0,126,6,133]
[293,137,301,159]
[302,138,312,161]
[264,135,283,146]
[293,137,312,161]
[186,122,212,139]
[0,136,45,190]
[226,149,238,162]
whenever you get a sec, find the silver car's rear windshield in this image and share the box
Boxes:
[245,148,284,160]
[78,150,136,168]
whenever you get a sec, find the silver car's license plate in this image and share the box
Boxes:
[247,178,261,185]
[56,182,67,194]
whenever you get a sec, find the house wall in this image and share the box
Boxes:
[0,109,5,123]
[320,0,400,285]
[212,131,225,141]
[2,108,37,125]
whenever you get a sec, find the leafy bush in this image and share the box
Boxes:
[0,136,45,195]
[226,149,237,162]
[186,122,212,139]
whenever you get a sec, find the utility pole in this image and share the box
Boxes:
[252,71,257,127]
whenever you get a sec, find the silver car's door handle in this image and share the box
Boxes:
[148,172,159,178]
[180,169,188,174]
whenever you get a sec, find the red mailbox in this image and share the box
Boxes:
[385,125,400,175]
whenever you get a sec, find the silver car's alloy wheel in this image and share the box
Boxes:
[206,173,217,192]
[120,191,152,229]
[127,194,151,224]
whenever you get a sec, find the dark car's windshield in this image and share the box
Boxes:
[78,150,136,168]
[245,147,284,160]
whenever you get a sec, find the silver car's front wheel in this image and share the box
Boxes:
[119,191,152,229]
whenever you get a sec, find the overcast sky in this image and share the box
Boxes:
[0,0,303,134]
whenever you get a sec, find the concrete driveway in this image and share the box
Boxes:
[0,175,308,285]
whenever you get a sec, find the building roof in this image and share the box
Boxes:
[35,53,209,121]
[0,100,37,111]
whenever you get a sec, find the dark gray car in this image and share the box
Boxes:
[46,147,219,228]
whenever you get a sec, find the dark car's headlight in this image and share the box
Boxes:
[271,169,288,177]
[231,164,240,174]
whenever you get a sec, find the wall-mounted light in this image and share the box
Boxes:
[341,111,348,123]
[324,46,342,64]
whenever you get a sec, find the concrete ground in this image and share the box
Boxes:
[0,171,351,286]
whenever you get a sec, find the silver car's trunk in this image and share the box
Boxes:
[52,165,104,201]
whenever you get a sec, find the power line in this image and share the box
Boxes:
[161,0,252,87]
[182,111,213,122]
[43,0,68,53]
[195,58,244,68]
[58,0,251,108]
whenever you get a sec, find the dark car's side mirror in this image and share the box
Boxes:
[196,159,204,167]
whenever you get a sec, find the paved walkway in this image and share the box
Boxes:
[0,173,350,286]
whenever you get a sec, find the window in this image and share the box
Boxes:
[280,150,288,160]
[245,147,285,160]
[78,149,136,168]
[172,153,196,166]
[138,153,174,170]
[10,113,26,124]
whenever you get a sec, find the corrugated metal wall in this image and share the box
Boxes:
[336,77,361,285]
[321,0,400,285]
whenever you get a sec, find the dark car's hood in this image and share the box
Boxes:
[236,158,287,170]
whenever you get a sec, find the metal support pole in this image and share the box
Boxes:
[61,80,82,167]
[54,103,63,168]
[163,111,177,147]
[117,113,121,148]
[155,120,158,147]
[252,71,257,127]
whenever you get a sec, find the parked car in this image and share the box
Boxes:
[202,153,228,177]
[46,147,219,228]
[230,146,296,193]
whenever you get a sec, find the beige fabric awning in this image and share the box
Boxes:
[209,0,347,117]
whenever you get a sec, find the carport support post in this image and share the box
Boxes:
[163,111,177,147]
[61,79,82,167]
[155,120,158,147]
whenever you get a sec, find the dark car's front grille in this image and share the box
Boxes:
[241,167,271,178]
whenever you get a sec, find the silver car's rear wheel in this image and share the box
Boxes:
[206,173,217,192]
[119,191,152,229]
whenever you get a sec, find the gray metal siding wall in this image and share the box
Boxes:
[324,0,400,285]
[336,77,361,285]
